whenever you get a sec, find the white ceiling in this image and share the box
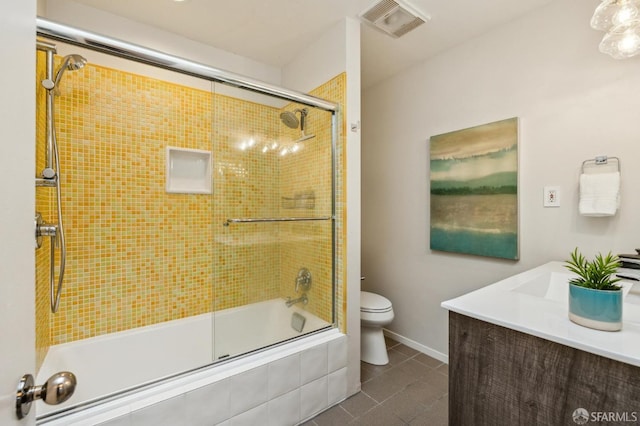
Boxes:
[67,0,555,89]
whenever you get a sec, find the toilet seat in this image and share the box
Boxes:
[360,290,394,365]
[360,291,393,313]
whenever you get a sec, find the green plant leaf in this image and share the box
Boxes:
[564,248,621,290]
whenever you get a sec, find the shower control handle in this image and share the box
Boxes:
[16,372,77,419]
[35,212,58,249]
[295,268,312,293]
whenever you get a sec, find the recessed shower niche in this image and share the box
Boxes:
[165,146,212,194]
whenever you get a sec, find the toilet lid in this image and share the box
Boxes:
[360,291,392,313]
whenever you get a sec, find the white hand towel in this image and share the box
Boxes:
[579,171,620,216]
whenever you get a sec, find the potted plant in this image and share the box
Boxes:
[564,248,623,331]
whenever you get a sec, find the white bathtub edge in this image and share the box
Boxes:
[38,328,343,426]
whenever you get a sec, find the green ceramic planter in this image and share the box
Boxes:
[568,283,623,331]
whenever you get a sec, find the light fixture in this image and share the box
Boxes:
[359,0,430,38]
[600,19,640,58]
[591,0,640,30]
[591,0,640,58]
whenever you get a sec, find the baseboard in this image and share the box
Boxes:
[383,329,449,364]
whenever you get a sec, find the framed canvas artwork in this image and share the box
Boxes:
[429,117,518,260]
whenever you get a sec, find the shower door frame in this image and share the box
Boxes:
[36,19,338,112]
[35,15,340,412]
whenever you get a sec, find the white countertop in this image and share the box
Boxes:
[441,261,640,368]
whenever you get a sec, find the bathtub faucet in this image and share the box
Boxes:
[286,294,308,308]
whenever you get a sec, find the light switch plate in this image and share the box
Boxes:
[543,186,560,207]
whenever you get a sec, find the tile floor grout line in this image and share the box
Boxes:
[305,340,448,426]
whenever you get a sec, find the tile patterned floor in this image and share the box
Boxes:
[304,337,448,425]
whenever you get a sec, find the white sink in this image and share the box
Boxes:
[509,271,574,303]
[625,282,640,306]
[510,271,634,303]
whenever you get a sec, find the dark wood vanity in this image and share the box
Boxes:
[449,312,640,425]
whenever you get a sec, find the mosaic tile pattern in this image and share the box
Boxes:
[35,50,52,369]
[48,62,214,343]
[35,53,347,349]
[212,93,281,311]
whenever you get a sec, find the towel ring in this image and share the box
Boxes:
[581,156,620,173]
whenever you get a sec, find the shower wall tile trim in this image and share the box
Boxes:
[43,333,347,426]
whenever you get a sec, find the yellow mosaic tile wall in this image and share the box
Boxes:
[48,61,215,344]
[212,93,281,310]
[35,51,52,369]
[35,52,346,349]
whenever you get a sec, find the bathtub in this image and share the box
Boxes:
[37,298,343,425]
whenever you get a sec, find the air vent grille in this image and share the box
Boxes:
[362,0,400,23]
[359,0,429,38]
[392,16,424,38]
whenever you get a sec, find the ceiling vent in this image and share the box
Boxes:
[359,0,430,38]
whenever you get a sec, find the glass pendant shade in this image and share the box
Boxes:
[599,19,640,58]
[591,0,640,31]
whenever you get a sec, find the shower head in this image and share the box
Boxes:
[280,111,300,129]
[280,108,315,143]
[279,108,309,130]
[53,54,87,88]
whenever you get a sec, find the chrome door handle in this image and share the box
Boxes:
[16,372,77,419]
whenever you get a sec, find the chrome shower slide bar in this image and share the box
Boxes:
[224,216,333,226]
[36,18,338,112]
[36,39,57,53]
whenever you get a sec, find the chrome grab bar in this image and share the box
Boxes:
[224,216,332,226]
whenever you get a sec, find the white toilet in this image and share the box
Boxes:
[360,291,395,365]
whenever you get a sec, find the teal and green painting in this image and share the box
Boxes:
[430,117,518,260]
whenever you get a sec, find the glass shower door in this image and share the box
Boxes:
[211,86,335,360]
[34,41,218,416]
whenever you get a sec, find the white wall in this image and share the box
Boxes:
[282,20,348,93]
[362,0,640,359]
[344,18,362,397]
[0,0,36,425]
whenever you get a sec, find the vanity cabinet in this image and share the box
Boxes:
[449,312,640,425]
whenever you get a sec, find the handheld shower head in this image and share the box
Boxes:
[53,54,87,88]
[64,54,87,71]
